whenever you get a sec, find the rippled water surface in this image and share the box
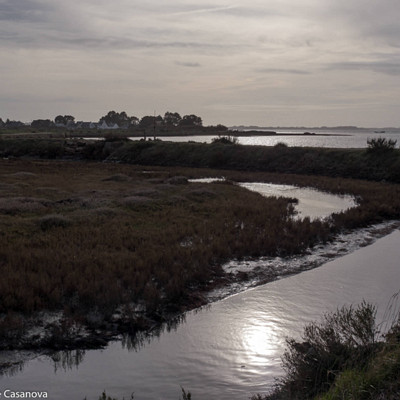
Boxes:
[189,180,356,220]
[146,127,400,148]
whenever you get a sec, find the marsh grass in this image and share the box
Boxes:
[107,140,400,183]
[1,159,400,347]
[2,138,400,182]
[38,214,71,230]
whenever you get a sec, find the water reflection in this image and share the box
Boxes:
[51,349,86,373]
[241,320,278,372]
[0,359,26,378]
[0,314,190,379]
[121,313,187,352]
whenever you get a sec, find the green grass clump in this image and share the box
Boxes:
[316,324,400,400]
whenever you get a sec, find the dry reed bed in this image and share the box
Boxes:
[1,159,400,348]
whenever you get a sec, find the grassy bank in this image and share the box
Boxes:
[107,140,400,183]
[1,137,400,182]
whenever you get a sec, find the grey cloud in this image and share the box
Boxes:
[0,0,247,54]
[48,34,239,52]
[320,1,400,45]
[175,61,201,68]
[256,68,310,75]
[167,4,240,17]
[328,60,400,76]
[0,0,56,22]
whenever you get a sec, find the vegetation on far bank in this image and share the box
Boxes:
[1,136,399,183]
[106,138,400,183]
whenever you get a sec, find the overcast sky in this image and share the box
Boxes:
[1,0,400,127]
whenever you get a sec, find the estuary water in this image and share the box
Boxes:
[238,182,356,220]
[155,127,400,148]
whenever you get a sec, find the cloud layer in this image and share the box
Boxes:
[1,0,399,126]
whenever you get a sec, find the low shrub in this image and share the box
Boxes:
[260,302,380,399]
[367,137,397,153]
[211,135,238,145]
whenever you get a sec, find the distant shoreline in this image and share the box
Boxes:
[0,130,351,140]
[228,130,351,137]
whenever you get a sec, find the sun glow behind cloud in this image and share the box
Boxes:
[0,0,399,126]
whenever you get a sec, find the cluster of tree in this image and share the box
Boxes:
[20,111,205,130]
[31,119,55,129]
[0,118,25,129]
[98,111,138,129]
[1,111,228,131]
[99,111,204,130]
[55,115,75,126]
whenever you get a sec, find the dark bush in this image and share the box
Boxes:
[262,302,379,399]
[367,137,397,153]
[211,135,238,145]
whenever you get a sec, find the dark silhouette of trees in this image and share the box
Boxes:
[0,110,210,132]
[179,114,202,127]
[139,115,163,129]
[31,119,55,129]
[55,115,75,126]
[99,111,139,128]
[4,119,25,128]
[164,112,182,127]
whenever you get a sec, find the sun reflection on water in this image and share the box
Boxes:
[240,317,282,373]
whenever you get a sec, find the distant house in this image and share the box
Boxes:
[55,120,77,129]
[98,121,119,130]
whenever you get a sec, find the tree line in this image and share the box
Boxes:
[0,111,228,131]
